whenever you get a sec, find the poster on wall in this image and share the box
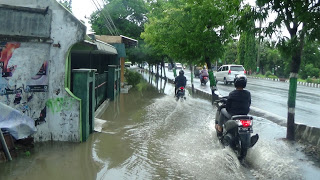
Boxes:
[26,61,49,92]
[0,42,49,95]
[0,42,20,78]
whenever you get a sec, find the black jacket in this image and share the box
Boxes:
[226,89,251,115]
[174,75,187,88]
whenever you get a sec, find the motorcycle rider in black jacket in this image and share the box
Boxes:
[174,70,187,95]
[216,75,251,136]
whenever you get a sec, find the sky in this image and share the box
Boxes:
[72,0,105,33]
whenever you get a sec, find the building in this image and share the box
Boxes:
[0,0,136,143]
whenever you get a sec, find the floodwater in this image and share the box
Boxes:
[1,70,320,180]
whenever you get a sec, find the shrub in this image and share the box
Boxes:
[265,71,272,77]
[304,64,320,78]
[306,77,313,83]
[267,75,278,79]
[124,70,142,87]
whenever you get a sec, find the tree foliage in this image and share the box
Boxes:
[142,0,240,67]
[90,0,148,39]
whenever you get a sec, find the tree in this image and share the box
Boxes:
[223,41,238,65]
[237,34,246,65]
[254,0,320,140]
[142,0,241,90]
[90,0,148,39]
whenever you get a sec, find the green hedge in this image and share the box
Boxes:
[124,70,142,87]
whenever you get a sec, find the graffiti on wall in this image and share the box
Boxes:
[46,97,76,113]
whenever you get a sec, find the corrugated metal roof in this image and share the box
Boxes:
[95,40,118,55]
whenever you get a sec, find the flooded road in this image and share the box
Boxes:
[1,71,319,180]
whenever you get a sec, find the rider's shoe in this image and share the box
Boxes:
[250,134,259,147]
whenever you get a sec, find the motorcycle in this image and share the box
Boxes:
[214,96,259,160]
[200,76,208,85]
[175,86,186,101]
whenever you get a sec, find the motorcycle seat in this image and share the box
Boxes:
[231,115,253,120]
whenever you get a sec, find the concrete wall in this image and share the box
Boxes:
[0,0,86,142]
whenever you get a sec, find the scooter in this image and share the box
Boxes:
[214,97,259,160]
[175,86,186,101]
[200,76,208,85]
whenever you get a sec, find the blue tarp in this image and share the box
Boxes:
[0,103,36,140]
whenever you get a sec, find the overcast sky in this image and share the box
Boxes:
[72,0,104,32]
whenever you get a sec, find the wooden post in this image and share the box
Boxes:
[120,57,125,87]
[0,129,12,161]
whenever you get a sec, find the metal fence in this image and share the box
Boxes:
[95,72,108,110]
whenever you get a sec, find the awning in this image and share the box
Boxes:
[71,40,118,55]
[95,40,117,55]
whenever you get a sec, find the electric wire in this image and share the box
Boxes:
[93,0,116,35]
[90,0,116,35]
[95,0,120,35]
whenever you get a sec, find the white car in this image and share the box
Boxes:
[215,64,246,85]
[175,63,183,69]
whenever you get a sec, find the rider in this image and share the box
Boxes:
[199,66,209,81]
[174,70,187,95]
[216,74,251,136]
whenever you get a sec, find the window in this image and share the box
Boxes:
[230,66,244,71]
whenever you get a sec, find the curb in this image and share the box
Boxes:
[248,76,320,88]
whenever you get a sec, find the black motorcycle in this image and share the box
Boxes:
[214,97,259,160]
[175,86,186,101]
[200,76,209,85]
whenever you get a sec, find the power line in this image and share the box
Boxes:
[99,0,120,35]
[91,0,119,36]
[93,0,116,35]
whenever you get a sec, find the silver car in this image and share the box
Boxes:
[215,64,246,85]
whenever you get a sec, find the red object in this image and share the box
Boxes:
[240,120,252,127]
[204,77,208,80]
[180,87,184,90]
[228,70,231,74]
[244,70,246,74]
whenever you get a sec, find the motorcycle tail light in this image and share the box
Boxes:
[180,87,184,90]
[240,120,252,127]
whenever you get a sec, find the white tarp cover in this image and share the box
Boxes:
[0,103,36,139]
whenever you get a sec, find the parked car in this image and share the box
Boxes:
[214,64,246,85]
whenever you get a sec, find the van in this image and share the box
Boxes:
[215,64,246,85]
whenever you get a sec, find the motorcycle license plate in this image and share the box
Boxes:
[238,127,253,134]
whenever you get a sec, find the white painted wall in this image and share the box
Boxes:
[0,0,86,142]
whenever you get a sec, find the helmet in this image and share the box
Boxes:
[234,74,247,88]
[179,70,184,76]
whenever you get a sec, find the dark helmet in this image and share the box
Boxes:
[234,74,247,88]
[179,70,184,76]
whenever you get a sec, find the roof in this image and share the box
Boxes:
[95,35,138,48]
[71,40,117,55]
